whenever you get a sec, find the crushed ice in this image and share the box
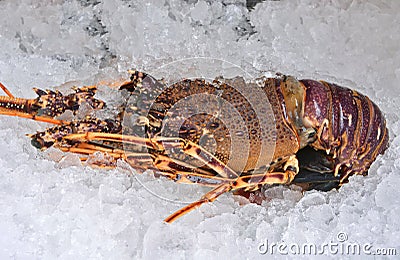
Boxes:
[0,0,399,258]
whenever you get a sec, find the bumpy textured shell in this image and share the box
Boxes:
[120,72,388,184]
[123,75,279,173]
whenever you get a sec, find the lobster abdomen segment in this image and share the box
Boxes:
[300,79,389,180]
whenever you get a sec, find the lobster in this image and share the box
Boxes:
[0,70,389,223]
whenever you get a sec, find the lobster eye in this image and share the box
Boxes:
[31,138,44,149]
[31,138,54,150]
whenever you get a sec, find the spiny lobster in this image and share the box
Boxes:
[0,71,389,223]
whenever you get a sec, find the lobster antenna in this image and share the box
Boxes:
[0,82,15,98]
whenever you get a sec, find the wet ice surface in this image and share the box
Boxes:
[0,0,399,259]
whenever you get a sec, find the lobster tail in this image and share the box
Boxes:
[299,79,389,183]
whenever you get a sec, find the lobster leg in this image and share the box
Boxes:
[57,138,230,186]
[153,154,217,176]
[60,135,217,176]
[58,141,158,171]
[61,132,302,222]
[0,108,64,125]
[63,133,240,179]
[164,158,299,223]
[128,153,231,186]
[59,146,125,161]
[164,183,231,223]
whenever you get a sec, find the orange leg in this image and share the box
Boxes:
[61,132,302,223]
[0,108,63,125]
[63,133,240,179]
[0,82,15,98]
[58,140,230,186]
[164,165,298,223]
[64,134,298,221]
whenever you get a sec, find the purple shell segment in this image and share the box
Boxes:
[364,102,386,157]
[299,79,329,128]
[300,79,388,168]
[324,82,359,159]
[356,93,371,148]
[300,79,331,148]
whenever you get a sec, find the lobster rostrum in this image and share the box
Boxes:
[0,70,389,223]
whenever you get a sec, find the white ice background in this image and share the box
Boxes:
[0,0,399,259]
